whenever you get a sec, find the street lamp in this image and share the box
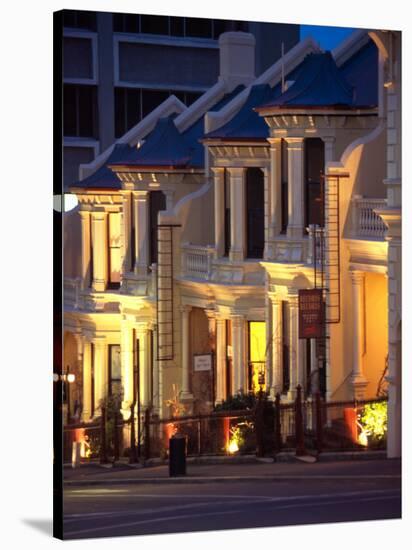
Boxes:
[65,366,76,424]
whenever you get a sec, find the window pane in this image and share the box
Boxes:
[124,14,140,33]
[63,10,76,28]
[185,92,202,105]
[76,11,97,31]
[249,321,266,392]
[170,16,184,36]
[109,213,122,284]
[113,13,124,32]
[141,15,169,35]
[305,138,324,227]
[141,89,169,118]
[246,168,264,259]
[114,88,126,138]
[281,139,289,233]
[63,84,77,136]
[185,17,212,38]
[109,345,122,398]
[224,170,231,257]
[78,85,97,137]
[126,88,141,131]
[149,191,166,264]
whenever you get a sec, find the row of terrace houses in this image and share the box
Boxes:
[63,29,401,457]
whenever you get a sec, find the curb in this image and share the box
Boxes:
[64,472,400,488]
[63,450,387,469]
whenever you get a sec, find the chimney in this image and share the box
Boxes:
[219,32,256,89]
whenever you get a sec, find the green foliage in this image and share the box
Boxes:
[215,390,269,411]
[359,401,388,442]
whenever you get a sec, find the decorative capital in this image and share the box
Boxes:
[350,270,365,285]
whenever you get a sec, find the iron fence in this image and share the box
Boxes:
[62,393,387,462]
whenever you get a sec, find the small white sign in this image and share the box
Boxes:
[193,354,212,372]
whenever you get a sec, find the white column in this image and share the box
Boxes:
[271,296,283,396]
[133,190,149,276]
[268,138,282,239]
[288,294,301,398]
[232,315,246,394]
[91,211,108,292]
[136,325,150,408]
[121,192,132,273]
[82,340,92,421]
[286,138,304,238]
[350,271,368,399]
[79,210,91,290]
[323,136,336,166]
[228,167,245,262]
[120,321,134,419]
[93,339,107,413]
[212,167,225,258]
[215,316,226,403]
[180,305,193,400]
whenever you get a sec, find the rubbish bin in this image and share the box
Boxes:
[169,433,186,477]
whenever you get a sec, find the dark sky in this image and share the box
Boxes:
[300,24,357,50]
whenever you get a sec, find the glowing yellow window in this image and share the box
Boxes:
[248,321,266,393]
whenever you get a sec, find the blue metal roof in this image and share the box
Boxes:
[258,51,356,110]
[203,84,276,141]
[70,143,136,190]
[339,39,378,107]
[110,115,199,169]
[180,85,245,164]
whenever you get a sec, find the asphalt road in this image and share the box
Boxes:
[63,460,401,540]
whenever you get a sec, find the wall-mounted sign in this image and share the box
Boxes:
[298,289,324,339]
[193,354,213,372]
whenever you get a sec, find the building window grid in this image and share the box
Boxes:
[114,87,202,138]
[64,84,98,138]
[113,14,241,40]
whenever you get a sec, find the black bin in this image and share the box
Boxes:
[169,433,186,477]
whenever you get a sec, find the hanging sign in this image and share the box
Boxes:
[298,289,324,339]
[193,354,213,372]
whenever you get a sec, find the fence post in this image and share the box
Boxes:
[99,405,108,464]
[129,403,137,464]
[144,408,151,461]
[275,393,282,453]
[295,385,305,456]
[315,392,323,454]
[113,409,119,463]
[198,415,201,456]
[255,391,265,457]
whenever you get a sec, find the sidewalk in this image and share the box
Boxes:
[63,452,399,487]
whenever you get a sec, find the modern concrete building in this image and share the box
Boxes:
[62,9,299,190]
[63,28,401,458]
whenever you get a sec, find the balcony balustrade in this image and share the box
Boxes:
[181,243,214,280]
[351,196,387,239]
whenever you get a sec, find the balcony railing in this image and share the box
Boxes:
[352,196,387,239]
[181,243,214,280]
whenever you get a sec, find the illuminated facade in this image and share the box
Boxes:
[63,29,401,457]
